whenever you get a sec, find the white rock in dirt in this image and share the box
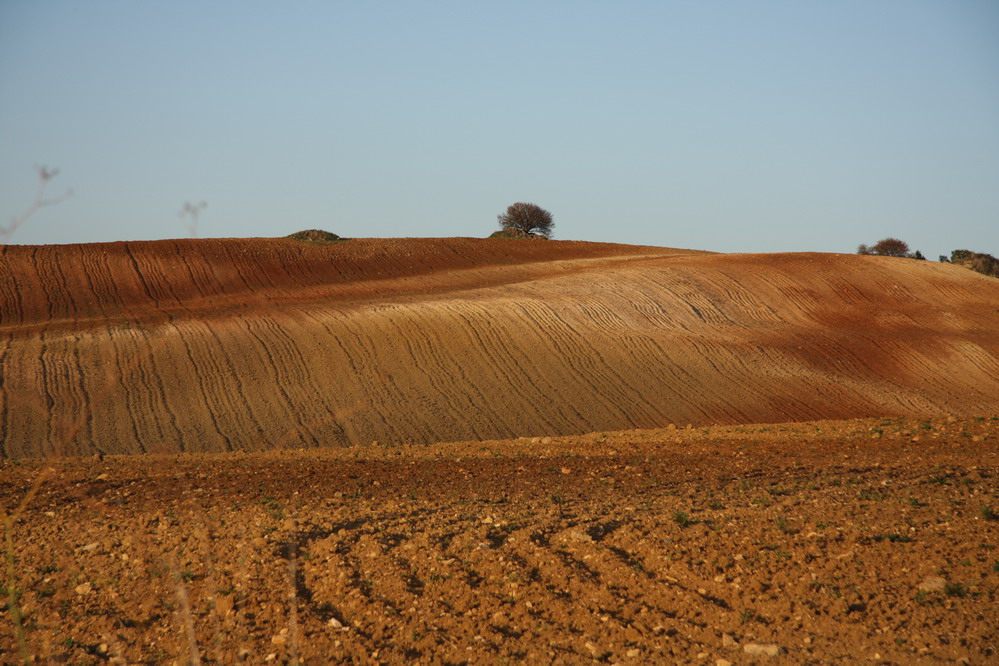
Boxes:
[918,575,946,592]
[74,582,92,595]
[716,660,733,666]
[722,633,739,648]
[743,643,782,657]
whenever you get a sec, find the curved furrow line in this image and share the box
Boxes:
[136,332,186,451]
[1,336,45,457]
[166,321,234,452]
[0,332,12,456]
[537,299,667,429]
[916,341,999,407]
[219,241,275,293]
[502,301,619,431]
[372,307,476,438]
[107,330,166,455]
[922,270,985,301]
[301,309,368,444]
[871,273,920,304]
[446,304,556,438]
[674,281,737,328]
[952,340,999,377]
[331,312,427,445]
[51,246,85,319]
[84,247,133,323]
[425,305,510,440]
[394,304,501,433]
[618,334,717,419]
[76,245,121,324]
[294,308,377,446]
[0,248,26,327]
[17,247,54,323]
[702,270,771,318]
[257,314,311,387]
[611,335,708,424]
[628,270,707,332]
[753,272,824,323]
[628,270,689,330]
[122,243,167,311]
[677,339,765,423]
[197,322,269,446]
[578,298,629,333]
[131,336,177,452]
[264,312,346,444]
[132,248,187,308]
[411,304,514,441]
[66,337,96,456]
[29,247,57,323]
[172,240,217,300]
[34,330,58,456]
[239,315,321,447]
[821,274,880,309]
[96,329,148,454]
[463,303,581,435]
[551,301,678,425]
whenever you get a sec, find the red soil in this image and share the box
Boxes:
[2,417,996,663]
[1,237,998,457]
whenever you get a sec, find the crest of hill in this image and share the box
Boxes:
[0,236,698,328]
[2,238,999,457]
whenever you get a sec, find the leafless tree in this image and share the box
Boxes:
[497,202,554,238]
[1,166,73,242]
[179,201,207,238]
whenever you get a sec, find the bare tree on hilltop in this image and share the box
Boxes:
[497,202,554,239]
[179,201,207,238]
[1,166,73,242]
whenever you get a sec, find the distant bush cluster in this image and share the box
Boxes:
[287,229,346,244]
[856,238,925,260]
[856,238,998,279]
[944,249,999,278]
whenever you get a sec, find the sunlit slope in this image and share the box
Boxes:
[1,238,997,456]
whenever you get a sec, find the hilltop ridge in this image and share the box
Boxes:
[1,237,997,457]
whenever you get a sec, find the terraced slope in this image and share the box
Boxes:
[1,237,997,457]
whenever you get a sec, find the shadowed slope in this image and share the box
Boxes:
[1,238,997,457]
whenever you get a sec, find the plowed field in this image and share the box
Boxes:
[2,237,999,662]
[1,237,998,457]
[2,418,996,663]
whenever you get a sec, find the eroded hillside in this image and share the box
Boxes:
[1,238,997,457]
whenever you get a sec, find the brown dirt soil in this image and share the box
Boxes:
[2,238,998,457]
[2,417,997,663]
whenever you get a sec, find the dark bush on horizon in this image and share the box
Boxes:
[287,229,346,244]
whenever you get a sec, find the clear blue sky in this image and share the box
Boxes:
[2,1,997,258]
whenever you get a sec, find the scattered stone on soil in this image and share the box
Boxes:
[1,416,996,663]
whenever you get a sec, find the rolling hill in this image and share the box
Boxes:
[1,237,997,457]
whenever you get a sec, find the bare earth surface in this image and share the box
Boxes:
[2,238,999,457]
[2,238,998,663]
[2,417,997,663]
